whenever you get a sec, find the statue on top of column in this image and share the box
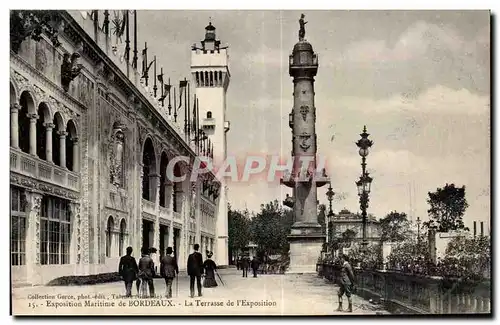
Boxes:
[299,14,307,41]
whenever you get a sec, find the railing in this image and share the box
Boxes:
[10,148,80,191]
[319,264,491,315]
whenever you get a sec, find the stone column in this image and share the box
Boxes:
[28,113,38,155]
[10,103,20,148]
[24,190,43,285]
[165,181,173,210]
[58,131,67,168]
[72,137,79,172]
[168,220,174,247]
[151,173,161,267]
[44,123,55,163]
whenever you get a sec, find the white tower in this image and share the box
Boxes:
[191,22,230,266]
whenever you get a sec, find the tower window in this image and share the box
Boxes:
[207,111,212,119]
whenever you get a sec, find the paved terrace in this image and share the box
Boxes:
[12,268,387,316]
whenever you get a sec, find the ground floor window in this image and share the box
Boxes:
[11,187,26,266]
[40,196,71,265]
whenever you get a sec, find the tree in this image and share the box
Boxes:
[250,200,290,255]
[442,235,491,279]
[228,206,251,256]
[379,211,411,242]
[423,183,469,232]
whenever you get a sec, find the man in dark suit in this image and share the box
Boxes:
[187,243,204,298]
[251,256,260,278]
[136,247,156,297]
[160,246,179,299]
[241,256,249,277]
[118,246,139,297]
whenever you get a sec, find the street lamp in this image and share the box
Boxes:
[355,126,373,250]
[326,182,335,252]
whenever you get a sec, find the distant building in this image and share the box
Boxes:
[329,209,381,244]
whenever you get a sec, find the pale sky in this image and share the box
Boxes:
[134,10,490,229]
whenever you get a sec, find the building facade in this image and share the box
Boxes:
[10,10,226,286]
[330,209,381,244]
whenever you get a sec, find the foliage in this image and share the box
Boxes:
[347,242,383,269]
[423,183,469,232]
[438,235,491,280]
[379,211,411,242]
[47,272,122,286]
[228,205,252,254]
[387,238,430,273]
[250,200,293,255]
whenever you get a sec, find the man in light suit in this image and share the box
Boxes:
[160,246,179,299]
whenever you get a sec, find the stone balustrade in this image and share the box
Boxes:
[10,148,80,191]
[141,198,155,215]
[319,264,491,315]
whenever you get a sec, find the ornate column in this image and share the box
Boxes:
[69,202,81,268]
[24,190,43,285]
[10,103,20,148]
[138,162,144,254]
[165,180,173,211]
[44,123,55,163]
[28,113,38,155]
[58,131,67,168]
[72,137,79,172]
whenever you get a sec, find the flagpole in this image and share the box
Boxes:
[159,67,164,106]
[184,78,188,135]
[168,78,172,114]
[173,87,177,122]
[143,42,148,87]
[125,10,130,77]
[196,97,200,152]
[132,10,138,70]
[153,56,157,97]
[187,81,191,138]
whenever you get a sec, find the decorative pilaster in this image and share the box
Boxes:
[168,220,174,247]
[72,137,79,172]
[10,103,20,148]
[152,173,161,255]
[44,123,55,163]
[28,113,38,155]
[138,162,144,253]
[58,131,67,168]
[69,202,81,265]
[24,190,43,285]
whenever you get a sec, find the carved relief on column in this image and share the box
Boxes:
[69,202,81,264]
[23,191,43,265]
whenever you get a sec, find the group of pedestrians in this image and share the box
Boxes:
[238,256,260,278]
[118,244,220,299]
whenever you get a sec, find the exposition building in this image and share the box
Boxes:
[10,10,230,286]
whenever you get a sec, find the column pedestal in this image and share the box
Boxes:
[286,223,324,274]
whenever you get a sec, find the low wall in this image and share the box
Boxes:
[319,264,491,315]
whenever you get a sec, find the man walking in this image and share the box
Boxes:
[187,243,204,298]
[241,255,249,277]
[118,246,138,297]
[251,256,260,278]
[136,247,156,298]
[336,254,356,312]
[160,247,179,299]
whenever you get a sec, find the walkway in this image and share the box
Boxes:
[12,268,387,315]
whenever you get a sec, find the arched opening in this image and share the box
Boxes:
[159,152,168,207]
[142,137,157,201]
[209,71,214,87]
[204,71,209,87]
[66,120,77,171]
[219,71,223,86]
[52,112,64,167]
[18,91,35,154]
[106,216,114,258]
[119,219,126,256]
[36,103,50,160]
